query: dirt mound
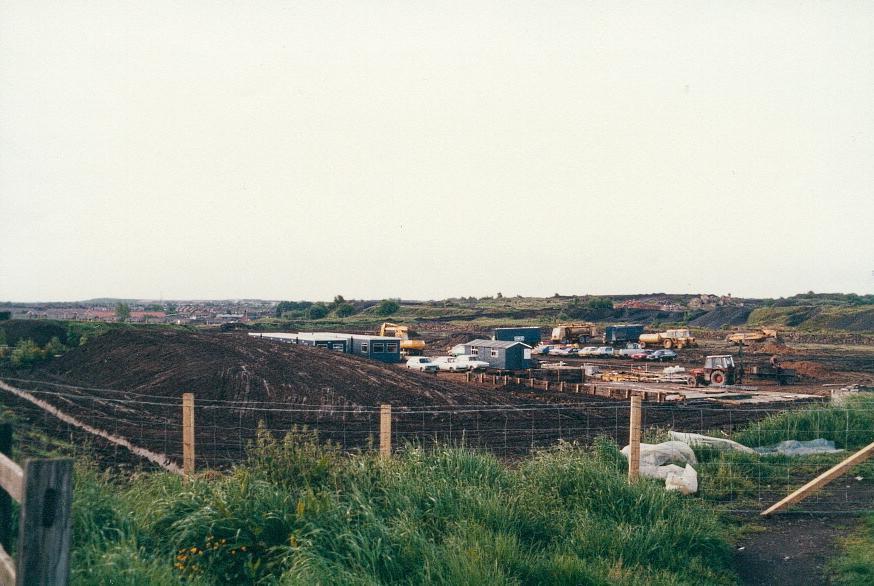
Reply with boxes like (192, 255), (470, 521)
(40, 329), (512, 408)
(688, 306), (754, 328)
(759, 342), (796, 355)
(782, 360), (830, 380)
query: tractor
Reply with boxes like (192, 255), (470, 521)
(689, 355), (738, 387)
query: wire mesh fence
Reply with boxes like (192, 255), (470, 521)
(1, 377), (873, 515)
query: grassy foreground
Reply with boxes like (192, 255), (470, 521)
(71, 432), (735, 585)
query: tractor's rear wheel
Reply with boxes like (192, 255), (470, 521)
(710, 370), (726, 385)
(664, 339), (673, 349)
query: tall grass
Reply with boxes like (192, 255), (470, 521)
(69, 432), (736, 585)
(732, 395), (874, 449)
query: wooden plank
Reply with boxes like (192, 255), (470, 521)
(0, 455), (22, 505)
(380, 404), (392, 457)
(16, 458), (73, 586)
(182, 393), (195, 478)
(628, 395), (642, 483)
(0, 544), (15, 586)
(761, 441), (874, 516)
(0, 424), (13, 552)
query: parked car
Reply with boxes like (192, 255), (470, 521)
(578, 346), (599, 357)
(617, 343), (645, 358)
(630, 350), (654, 360)
(453, 355), (490, 371)
(532, 344), (553, 355)
(431, 356), (468, 372)
(593, 347), (616, 358)
(406, 357), (440, 372)
(550, 346), (577, 356)
(646, 349), (677, 362)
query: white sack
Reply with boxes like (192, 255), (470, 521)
(621, 441), (699, 495)
(665, 464), (698, 495)
(621, 440), (698, 467)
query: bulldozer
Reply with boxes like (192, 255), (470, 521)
(550, 323), (598, 345)
(726, 328), (779, 345)
(378, 322), (426, 356)
(689, 355), (738, 387)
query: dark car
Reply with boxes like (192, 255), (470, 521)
(646, 349), (677, 362)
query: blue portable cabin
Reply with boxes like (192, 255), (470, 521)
(602, 324), (645, 345)
(462, 339), (533, 370)
(493, 327), (542, 348)
(350, 334), (402, 364)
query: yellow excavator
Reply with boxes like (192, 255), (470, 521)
(379, 322), (426, 356)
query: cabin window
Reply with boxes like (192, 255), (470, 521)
(386, 343), (398, 353)
(372, 342), (385, 353)
(361, 343), (368, 353)
(491, 349), (499, 357)
(470, 347), (478, 356)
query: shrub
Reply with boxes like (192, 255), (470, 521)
(306, 304), (329, 320)
(376, 299), (400, 316)
(334, 303), (356, 318)
(10, 338), (45, 367)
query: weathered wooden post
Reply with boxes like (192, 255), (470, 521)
(0, 423), (11, 551)
(0, 422), (73, 586)
(628, 394), (642, 483)
(16, 459), (73, 585)
(182, 393), (195, 478)
(380, 404), (392, 458)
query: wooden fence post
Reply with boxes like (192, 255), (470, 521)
(0, 424), (11, 551)
(16, 458), (73, 586)
(380, 404), (392, 457)
(182, 393), (195, 478)
(628, 394), (642, 483)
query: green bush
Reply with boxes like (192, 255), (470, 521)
(306, 304), (329, 320)
(334, 303), (356, 318)
(10, 338), (45, 367)
(376, 299), (400, 316)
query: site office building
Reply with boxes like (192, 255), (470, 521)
(248, 332), (402, 363)
(463, 339), (533, 370)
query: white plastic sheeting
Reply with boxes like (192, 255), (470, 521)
(754, 438), (843, 456)
(621, 441), (699, 494)
(669, 431), (756, 454)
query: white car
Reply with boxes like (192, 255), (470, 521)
(579, 346), (599, 357)
(405, 357), (439, 373)
(593, 347), (616, 358)
(549, 346), (577, 356)
(453, 355), (490, 371)
(431, 356), (469, 372)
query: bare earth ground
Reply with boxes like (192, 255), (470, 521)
(735, 513), (855, 586)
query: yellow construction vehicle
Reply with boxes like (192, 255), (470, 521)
(638, 328), (697, 349)
(551, 323), (598, 345)
(726, 328), (779, 345)
(378, 322), (426, 356)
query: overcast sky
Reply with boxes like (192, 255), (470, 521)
(1, 1), (872, 302)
